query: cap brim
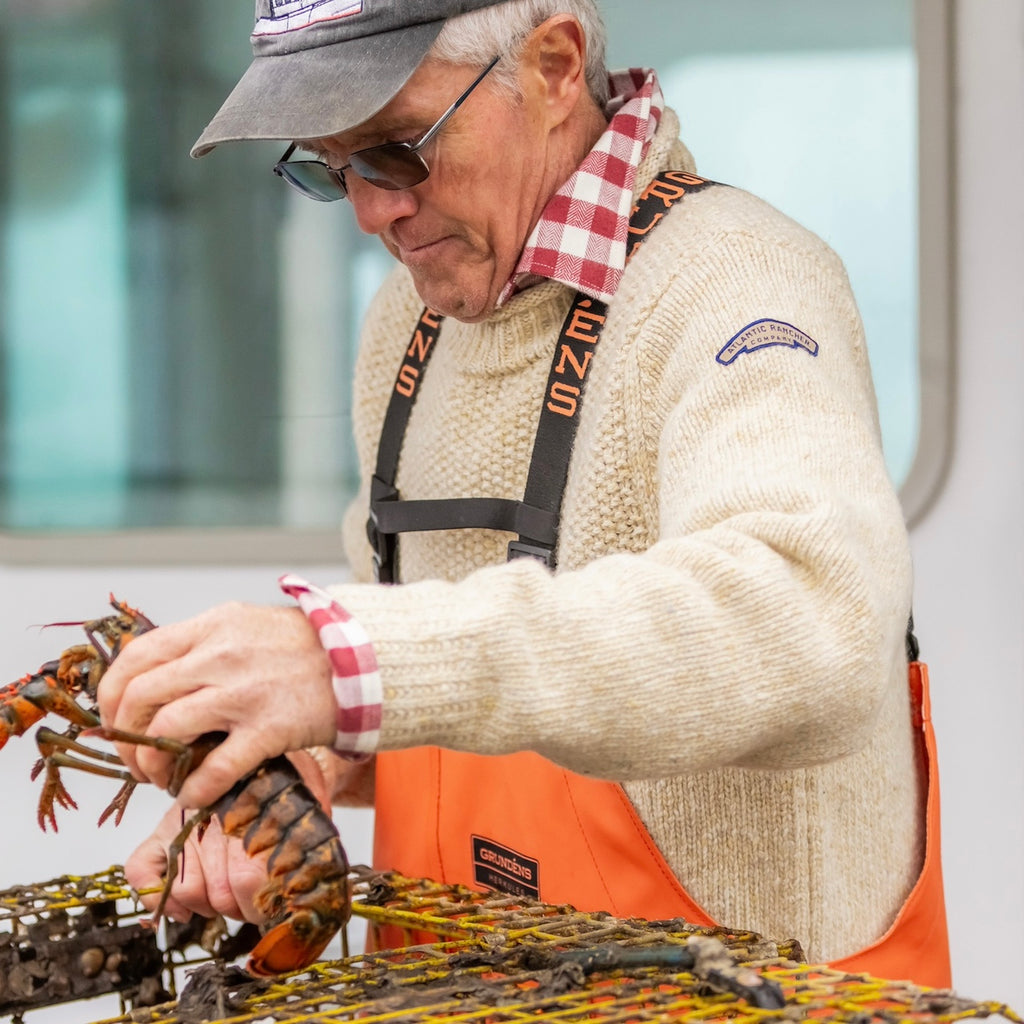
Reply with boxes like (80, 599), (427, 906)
(191, 20), (444, 157)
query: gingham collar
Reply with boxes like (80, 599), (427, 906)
(497, 68), (664, 307)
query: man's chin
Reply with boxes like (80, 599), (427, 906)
(411, 278), (495, 324)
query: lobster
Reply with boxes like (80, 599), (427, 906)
(1, 596), (158, 830)
(2, 596), (352, 977)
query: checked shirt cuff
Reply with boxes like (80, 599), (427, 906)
(279, 573), (382, 759)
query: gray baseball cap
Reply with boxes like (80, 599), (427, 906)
(191, 0), (509, 157)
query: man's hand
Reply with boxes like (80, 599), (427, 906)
(97, 603), (337, 809)
(126, 749), (335, 924)
(126, 801), (267, 924)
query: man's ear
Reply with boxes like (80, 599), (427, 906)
(519, 15), (589, 130)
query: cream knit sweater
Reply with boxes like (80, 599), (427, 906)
(328, 108), (923, 963)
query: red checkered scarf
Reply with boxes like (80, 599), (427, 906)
(497, 68), (664, 307)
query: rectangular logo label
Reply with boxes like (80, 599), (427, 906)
(472, 836), (539, 900)
(256, 1), (363, 36)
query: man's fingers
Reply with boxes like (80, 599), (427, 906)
(171, 730), (275, 810)
(116, 681), (244, 791)
(125, 807), (269, 924)
(214, 831), (267, 922)
(97, 618), (201, 723)
(109, 684), (280, 802)
(161, 818), (267, 922)
(101, 657), (207, 782)
(129, 688), (232, 791)
(176, 819), (257, 921)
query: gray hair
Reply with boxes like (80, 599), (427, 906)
(429, 0), (610, 109)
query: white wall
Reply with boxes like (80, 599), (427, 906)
(908, 0), (1024, 1008)
(0, 0), (1022, 1018)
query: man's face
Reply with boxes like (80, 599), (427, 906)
(306, 58), (558, 323)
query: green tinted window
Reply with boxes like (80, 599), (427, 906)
(0, 1), (933, 543)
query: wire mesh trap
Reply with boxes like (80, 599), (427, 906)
(0, 866), (258, 1018)
(4, 866), (1012, 1024)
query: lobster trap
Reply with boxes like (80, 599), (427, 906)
(0, 865), (258, 1019)
(3, 866), (1018, 1024)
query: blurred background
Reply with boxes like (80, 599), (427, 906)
(0, 0), (1021, 1019)
(0, 0), (921, 534)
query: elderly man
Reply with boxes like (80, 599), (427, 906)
(99, 0), (950, 985)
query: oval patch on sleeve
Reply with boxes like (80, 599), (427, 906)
(716, 319), (819, 365)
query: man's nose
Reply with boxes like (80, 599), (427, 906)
(347, 178), (420, 236)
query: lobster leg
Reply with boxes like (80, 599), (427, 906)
(36, 725), (126, 769)
(53, 644), (102, 686)
(84, 724), (195, 797)
(33, 726), (137, 831)
(31, 758), (79, 833)
(97, 779), (138, 828)
(32, 724), (193, 831)
(19, 670), (102, 729)
(149, 805), (216, 932)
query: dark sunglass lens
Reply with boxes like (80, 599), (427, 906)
(351, 144), (429, 191)
(274, 161), (347, 201)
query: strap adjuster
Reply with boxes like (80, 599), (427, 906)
(368, 477), (400, 584)
(507, 539), (555, 568)
(367, 514), (395, 584)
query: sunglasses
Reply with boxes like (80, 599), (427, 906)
(273, 55), (501, 202)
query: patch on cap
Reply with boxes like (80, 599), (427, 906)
(716, 319), (819, 366)
(255, 0), (364, 37)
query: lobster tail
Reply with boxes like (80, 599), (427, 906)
(246, 911), (336, 977)
(211, 755), (352, 976)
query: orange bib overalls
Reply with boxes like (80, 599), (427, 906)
(372, 661), (950, 988)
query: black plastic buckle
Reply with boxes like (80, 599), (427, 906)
(367, 480), (399, 584)
(507, 539), (555, 568)
(367, 520), (397, 584)
(366, 511), (391, 584)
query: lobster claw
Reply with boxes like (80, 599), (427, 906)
(245, 911), (337, 977)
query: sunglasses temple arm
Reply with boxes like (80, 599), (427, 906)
(413, 55), (501, 153)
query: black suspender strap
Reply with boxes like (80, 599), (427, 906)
(368, 171), (715, 583)
(373, 307), (445, 483)
(367, 306), (444, 582)
(508, 295), (608, 563)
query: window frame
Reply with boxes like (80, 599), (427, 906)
(0, 0), (955, 565)
(901, 0), (956, 526)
